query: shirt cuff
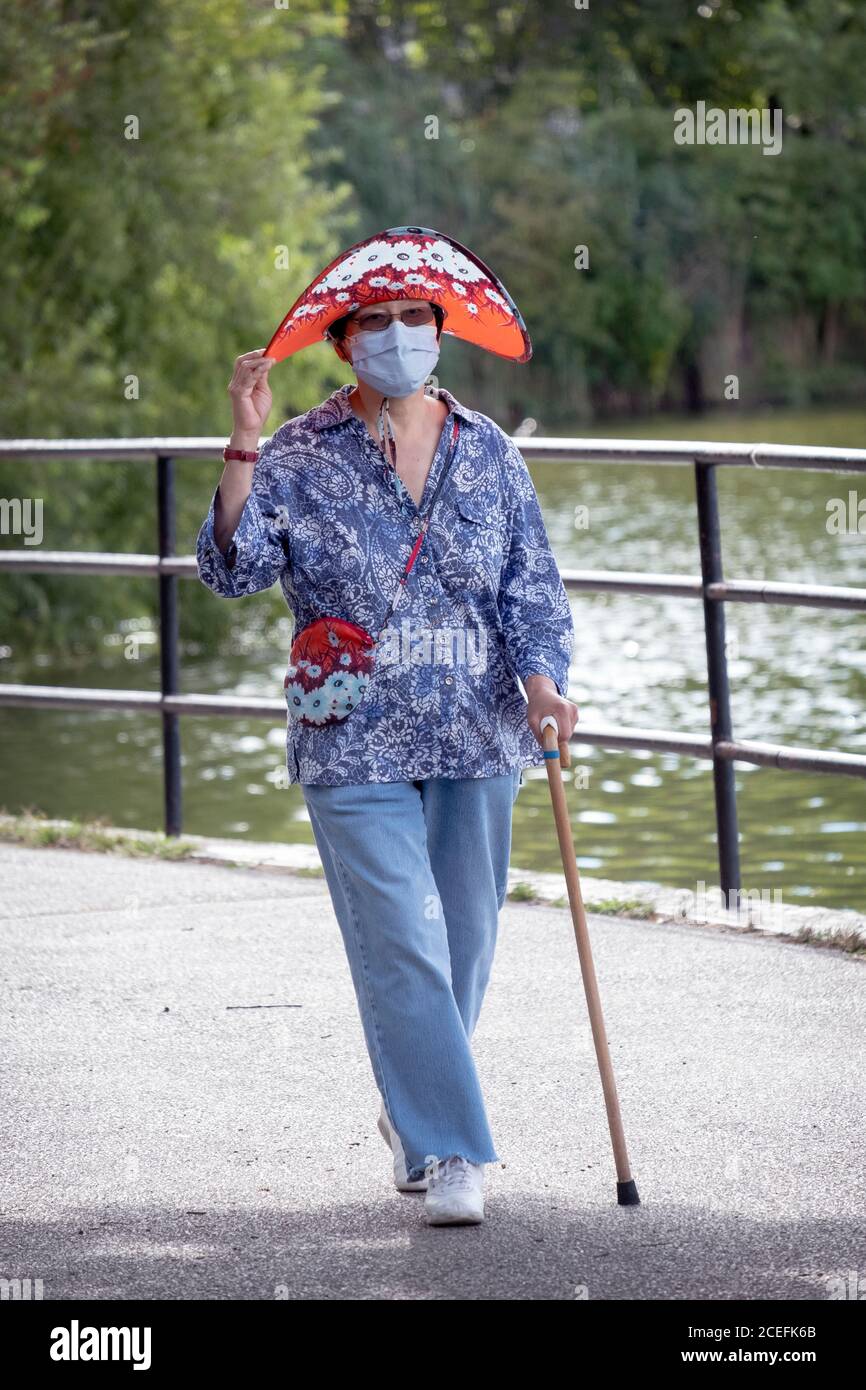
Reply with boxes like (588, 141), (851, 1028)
(518, 652), (570, 699)
(196, 483), (269, 598)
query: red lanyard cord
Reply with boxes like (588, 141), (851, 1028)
(376, 416), (461, 638)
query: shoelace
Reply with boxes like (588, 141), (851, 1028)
(423, 1154), (476, 1191)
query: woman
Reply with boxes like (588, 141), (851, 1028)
(196, 226), (578, 1226)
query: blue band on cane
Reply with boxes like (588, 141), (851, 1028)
(543, 750), (559, 758)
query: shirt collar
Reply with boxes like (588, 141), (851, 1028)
(306, 382), (483, 433)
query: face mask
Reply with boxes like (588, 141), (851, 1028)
(346, 318), (440, 398)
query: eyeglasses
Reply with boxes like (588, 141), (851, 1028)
(346, 304), (437, 334)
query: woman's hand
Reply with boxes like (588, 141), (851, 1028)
(524, 674), (579, 756)
(214, 350), (276, 556)
(227, 349), (276, 440)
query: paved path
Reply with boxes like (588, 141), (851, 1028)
(1, 842), (863, 1300)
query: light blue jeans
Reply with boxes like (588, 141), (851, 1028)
(302, 768), (523, 1182)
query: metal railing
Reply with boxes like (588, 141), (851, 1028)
(2, 433), (866, 906)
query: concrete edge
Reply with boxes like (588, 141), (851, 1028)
(2, 814), (864, 953)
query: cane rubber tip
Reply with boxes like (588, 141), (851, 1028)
(617, 1179), (641, 1206)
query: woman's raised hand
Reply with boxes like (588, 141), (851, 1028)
(228, 349), (276, 440)
(214, 350), (276, 555)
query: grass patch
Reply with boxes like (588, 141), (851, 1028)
(586, 897), (655, 920)
(0, 812), (196, 860)
(508, 883), (656, 919)
(793, 924), (866, 957)
(508, 881), (541, 902)
(292, 865), (325, 878)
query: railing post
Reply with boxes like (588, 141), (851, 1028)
(157, 455), (182, 836)
(694, 460), (741, 907)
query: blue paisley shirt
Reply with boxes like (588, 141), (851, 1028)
(196, 383), (574, 785)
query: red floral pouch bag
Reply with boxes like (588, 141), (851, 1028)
(284, 616), (376, 726)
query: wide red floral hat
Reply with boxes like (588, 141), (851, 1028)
(264, 224), (531, 364)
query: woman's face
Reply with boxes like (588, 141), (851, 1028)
(332, 298), (441, 366)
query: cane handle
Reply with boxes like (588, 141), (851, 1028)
(539, 714), (571, 767)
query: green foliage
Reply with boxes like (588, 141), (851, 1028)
(0, 0), (353, 439)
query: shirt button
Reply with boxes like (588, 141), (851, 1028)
(420, 556), (429, 565)
(444, 675), (453, 685)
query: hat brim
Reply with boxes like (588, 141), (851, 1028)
(264, 225), (531, 364)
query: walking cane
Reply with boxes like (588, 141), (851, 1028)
(539, 714), (640, 1206)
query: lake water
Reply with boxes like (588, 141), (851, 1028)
(1, 407), (864, 911)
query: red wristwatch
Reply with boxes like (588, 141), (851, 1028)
(223, 445), (259, 463)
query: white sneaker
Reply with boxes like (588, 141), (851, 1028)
(378, 1101), (428, 1192)
(423, 1154), (485, 1225)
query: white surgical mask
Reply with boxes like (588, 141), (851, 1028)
(347, 318), (440, 397)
